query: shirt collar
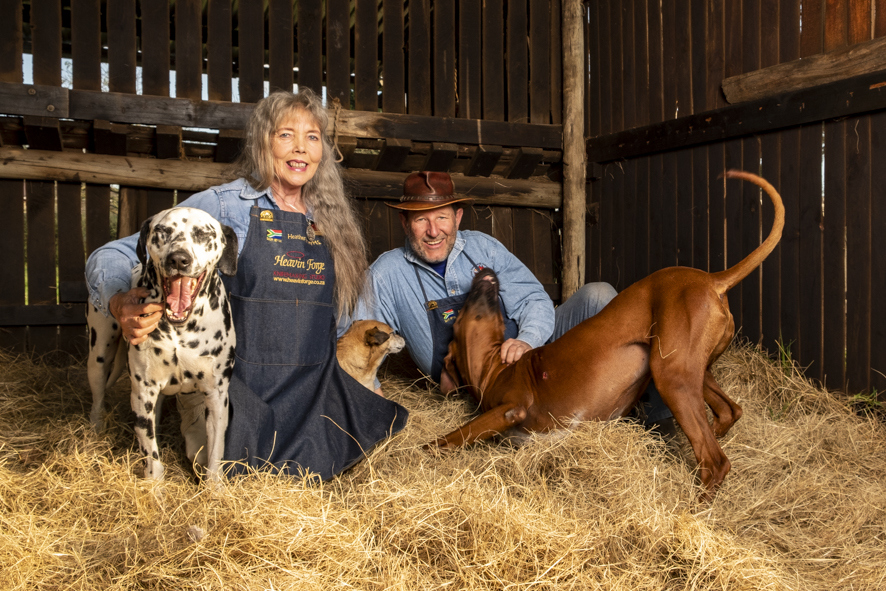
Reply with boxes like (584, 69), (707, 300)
(239, 180), (315, 219)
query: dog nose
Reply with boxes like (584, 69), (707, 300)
(169, 251), (192, 271)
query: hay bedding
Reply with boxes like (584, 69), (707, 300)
(1, 344), (884, 590)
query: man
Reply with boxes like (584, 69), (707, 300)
(358, 171), (674, 432)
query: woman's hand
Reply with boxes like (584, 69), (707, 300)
(109, 288), (164, 346)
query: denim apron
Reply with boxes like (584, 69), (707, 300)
(223, 206), (408, 479)
(415, 252), (517, 382)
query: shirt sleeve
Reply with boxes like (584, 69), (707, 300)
(84, 188), (224, 317)
(483, 236), (555, 348)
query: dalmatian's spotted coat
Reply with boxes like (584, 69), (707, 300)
(87, 207), (238, 483)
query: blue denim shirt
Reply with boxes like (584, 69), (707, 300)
(356, 230), (555, 377)
(85, 178), (328, 318)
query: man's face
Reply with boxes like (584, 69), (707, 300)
(401, 206), (464, 264)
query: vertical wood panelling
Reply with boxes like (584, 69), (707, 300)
(85, 184), (110, 255)
(383, 0), (406, 114)
(507, 0), (528, 122)
(843, 0), (872, 393)
(71, 0), (101, 91)
(706, 0), (726, 110)
(483, 0), (505, 122)
(777, 0), (801, 360)
(57, 182), (87, 355)
(870, 109), (886, 394)
(845, 113), (871, 393)
(549, 0), (563, 125)
(597, 0), (611, 135)
(0, 0), (23, 83)
(175, 0), (203, 99)
(821, 0), (849, 389)
(268, 0), (293, 92)
(407, 0), (431, 115)
(32, 0), (61, 86)
(107, 0), (136, 93)
(529, 0), (550, 124)
(355, 0), (378, 111)
(237, 0), (265, 103)
(141, 0), (171, 97)
(871, 0), (886, 394)
(758, 0), (781, 353)
(297, 1), (322, 94)
(0, 180), (25, 350)
(647, 0), (663, 123)
(675, 3), (694, 270)
(433, 0), (455, 117)
(585, 1), (600, 136)
(326, 0), (350, 107)
(459, 0), (482, 119)
(633, 0), (649, 127)
(741, 1), (762, 345)
(26, 180), (58, 352)
(598, 164), (614, 282)
(208, 0), (233, 101)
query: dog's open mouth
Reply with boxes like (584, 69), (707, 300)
(163, 272), (205, 323)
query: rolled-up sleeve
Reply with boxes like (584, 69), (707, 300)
(85, 233), (140, 316)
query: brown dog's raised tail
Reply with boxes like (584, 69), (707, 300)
(711, 170), (785, 295)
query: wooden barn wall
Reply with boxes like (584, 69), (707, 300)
(0, 0), (564, 357)
(584, 0), (886, 395)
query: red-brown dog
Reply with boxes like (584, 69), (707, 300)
(435, 170), (783, 499)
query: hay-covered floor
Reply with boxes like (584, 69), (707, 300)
(1, 343), (885, 590)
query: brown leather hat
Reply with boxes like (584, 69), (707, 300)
(385, 171), (473, 211)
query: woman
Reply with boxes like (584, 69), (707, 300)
(85, 89), (408, 480)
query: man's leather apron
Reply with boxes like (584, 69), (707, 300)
(415, 252), (517, 382)
(223, 207), (407, 480)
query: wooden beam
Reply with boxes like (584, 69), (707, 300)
(0, 147), (562, 208)
(0, 83), (563, 150)
(587, 68), (886, 163)
(561, 0), (585, 299)
(0, 304), (86, 326)
(722, 35), (886, 104)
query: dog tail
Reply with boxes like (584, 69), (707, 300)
(711, 170), (785, 295)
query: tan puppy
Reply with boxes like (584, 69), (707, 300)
(337, 320), (406, 391)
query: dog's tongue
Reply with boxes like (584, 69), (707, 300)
(166, 276), (196, 315)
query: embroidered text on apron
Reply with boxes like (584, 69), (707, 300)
(223, 206), (407, 480)
(415, 252), (518, 382)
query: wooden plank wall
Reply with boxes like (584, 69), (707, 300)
(0, 1), (565, 356)
(585, 0), (886, 395)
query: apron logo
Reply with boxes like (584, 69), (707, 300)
(267, 229), (283, 242)
(442, 309), (456, 322)
(260, 211), (274, 222)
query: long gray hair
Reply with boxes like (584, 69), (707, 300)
(231, 89), (368, 319)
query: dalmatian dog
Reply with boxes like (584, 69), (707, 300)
(87, 207), (237, 483)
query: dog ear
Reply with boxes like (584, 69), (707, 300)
(136, 216), (154, 265)
(364, 326), (391, 347)
(439, 347), (462, 395)
(218, 224), (239, 277)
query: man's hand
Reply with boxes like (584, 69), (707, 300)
(500, 338), (531, 365)
(109, 288), (164, 346)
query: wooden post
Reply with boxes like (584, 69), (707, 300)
(561, 0), (586, 299)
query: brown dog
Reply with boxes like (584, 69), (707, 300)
(436, 170), (783, 499)
(337, 320), (406, 391)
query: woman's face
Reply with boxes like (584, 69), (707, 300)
(270, 108), (323, 196)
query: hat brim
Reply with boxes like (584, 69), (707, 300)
(384, 196), (474, 211)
